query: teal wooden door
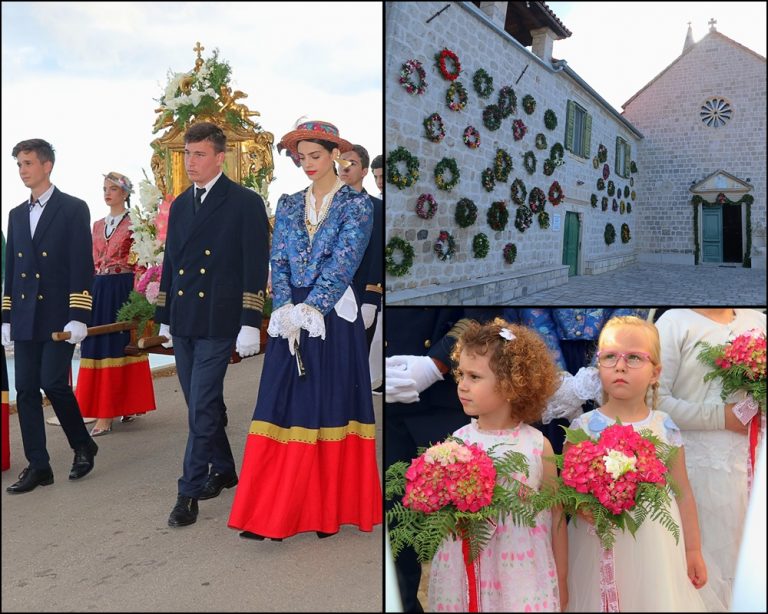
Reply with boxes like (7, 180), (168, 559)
(702, 206), (723, 263)
(562, 212), (579, 276)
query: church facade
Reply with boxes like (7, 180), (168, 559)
(385, 1), (766, 304)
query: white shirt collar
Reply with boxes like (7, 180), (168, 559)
(194, 171), (223, 200)
(29, 184), (55, 207)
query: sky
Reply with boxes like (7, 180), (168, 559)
(546, 2), (766, 111)
(1, 1), (382, 235)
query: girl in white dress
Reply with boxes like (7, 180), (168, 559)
(427, 319), (567, 612)
(655, 308), (766, 610)
(567, 316), (709, 612)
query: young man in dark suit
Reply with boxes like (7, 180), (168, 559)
(155, 122), (270, 527)
(340, 144), (382, 349)
(2, 138), (98, 493)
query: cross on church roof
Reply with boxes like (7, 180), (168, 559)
(708, 18), (717, 32)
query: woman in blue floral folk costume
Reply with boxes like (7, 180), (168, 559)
(229, 120), (382, 540)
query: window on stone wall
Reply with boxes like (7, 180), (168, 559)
(700, 97), (733, 128)
(615, 136), (631, 178)
(566, 100), (591, 158)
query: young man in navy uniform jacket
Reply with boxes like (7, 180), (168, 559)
(154, 122), (270, 528)
(2, 138), (98, 493)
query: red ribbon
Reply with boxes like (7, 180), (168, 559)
(747, 412), (765, 496)
(461, 538), (480, 612)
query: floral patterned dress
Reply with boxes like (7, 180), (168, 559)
(428, 419), (560, 612)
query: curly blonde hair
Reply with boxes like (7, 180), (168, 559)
(451, 318), (559, 424)
(598, 315), (661, 410)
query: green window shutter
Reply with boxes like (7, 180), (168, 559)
(583, 112), (592, 158)
(565, 100), (575, 153)
(615, 137), (621, 174)
(625, 142), (631, 178)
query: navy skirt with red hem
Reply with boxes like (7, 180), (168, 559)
(228, 287), (382, 538)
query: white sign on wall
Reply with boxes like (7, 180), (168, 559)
(552, 213), (561, 231)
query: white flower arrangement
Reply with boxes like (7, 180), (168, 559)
(128, 174), (166, 268)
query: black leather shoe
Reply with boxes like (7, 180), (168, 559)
(316, 531), (338, 539)
(239, 530), (282, 542)
(6, 466), (54, 494)
(199, 471), (238, 500)
(168, 495), (198, 527)
(69, 438), (98, 480)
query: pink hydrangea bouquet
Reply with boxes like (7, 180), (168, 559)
(537, 423), (680, 550)
(386, 437), (536, 564)
(697, 328), (766, 411)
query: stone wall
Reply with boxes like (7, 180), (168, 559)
(386, 1), (642, 303)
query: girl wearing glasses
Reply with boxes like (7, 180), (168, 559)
(566, 316), (713, 611)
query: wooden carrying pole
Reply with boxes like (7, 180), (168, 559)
(52, 320), (136, 341)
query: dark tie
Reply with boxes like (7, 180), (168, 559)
(194, 187), (206, 214)
(28, 199), (40, 212)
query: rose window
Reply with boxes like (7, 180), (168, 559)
(699, 98), (732, 128)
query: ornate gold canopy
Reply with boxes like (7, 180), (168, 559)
(150, 42), (274, 199)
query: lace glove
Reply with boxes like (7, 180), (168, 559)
(542, 371), (584, 424)
(236, 325), (260, 357)
(361, 303), (377, 330)
(386, 355), (443, 394)
(1, 323), (11, 347)
(290, 303), (325, 339)
(572, 366), (603, 403)
(267, 304), (295, 338)
(63, 320), (87, 345)
(159, 323), (173, 348)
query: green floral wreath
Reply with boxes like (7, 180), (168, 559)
(503, 243), (517, 264)
(601, 196), (609, 211)
(483, 104), (502, 131)
(630, 160), (638, 174)
(538, 210), (550, 229)
(592, 156), (599, 169)
(498, 86), (517, 118)
(463, 125), (481, 149)
(387, 146), (420, 190)
(481, 167), (496, 192)
(514, 205), (533, 232)
(624, 185), (630, 198)
(434, 230), (457, 261)
(523, 151), (537, 175)
(631, 190), (636, 200)
(604, 223), (616, 245)
(543, 158), (555, 176)
(423, 112), (446, 142)
(620, 200), (626, 215)
(494, 148), (513, 182)
(596, 178), (605, 191)
(510, 178), (527, 205)
(528, 187), (546, 213)
(627, 202), (632, 214)
(446, 81), (468, 111)
(487, 200), (509, 231)
(597, 143), (608, 164)
(473, 68), (494, 98)
(434, 157), (460, 191)
(621, 223), (631, 243)
(522, 94), (536, 115)
(607, 180), (616, 196)
(472, 233), (490, 258)
(535, 133), (548, 150)
(455, 197), (478, 228)
(385, 236), (415, 276)
(550, 142), (565, 163)
(544, 109), (557, 130)
(590, 194), (598, 208)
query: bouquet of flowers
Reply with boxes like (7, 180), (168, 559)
(697, 329), (766, 411)
(386, 438), (536, 564)
(536, 422), (680, 550)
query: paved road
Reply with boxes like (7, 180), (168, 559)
(2, 354), (382, 612)
(503, 263), (766, 305)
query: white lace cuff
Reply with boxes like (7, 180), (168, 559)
(572, 366), (603, 403)
(291, 303), (326, 339)
(542, 371), (585, 424)
(267, 304), (294, 338)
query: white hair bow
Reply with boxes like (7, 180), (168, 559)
(499, 328), (516, 341)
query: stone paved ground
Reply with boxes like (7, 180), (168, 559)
(502, 263), (766, 305)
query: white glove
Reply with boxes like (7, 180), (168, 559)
(236, 325), (261, 357)
(267, 304), (294, 338)
(386, 355), (443, 394)
(1, 323), (11, 347)
(63, 320), (88, 345)
(361, 303), (377, 330)
(290, 303), (325, 339)
(159, 323), (173, 348)
(385, 376), (420, 404)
